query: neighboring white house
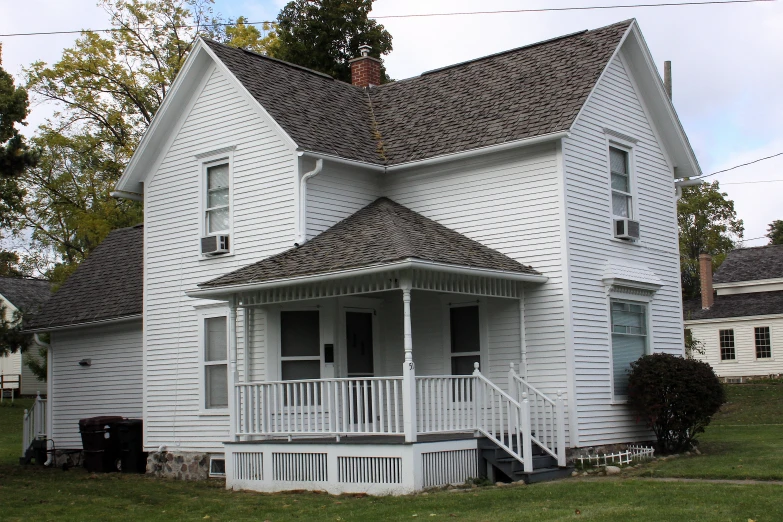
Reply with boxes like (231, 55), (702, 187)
(0, 277), (51, 397)
(29, 19), (700, 494)
(685, 246), (783, 380)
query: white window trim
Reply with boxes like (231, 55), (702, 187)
(271, 306), (323, 383)
(754, 325), (774, 361)
(604, 131), (641, 244)
(197, 147), (235, 257)
(441, 297), (488, 377)
(608, 295), (651, 404)
(197, 305), (230, 416)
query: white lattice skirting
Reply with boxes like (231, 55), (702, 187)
(224, 439), (479, 495)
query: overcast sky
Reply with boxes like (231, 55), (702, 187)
(1, 0), (781, 245)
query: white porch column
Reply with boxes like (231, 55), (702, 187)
(228, 300), (239, 442)
(401, 280), (417, 442)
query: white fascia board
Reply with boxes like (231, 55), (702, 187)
(685, 313), (783, 326)
(622, 23), (702, 179)
(713, 278), (783, 290)
(186, 259), (548, 300)
(298, 131), (569, 174)
(24, 314), (143, 334)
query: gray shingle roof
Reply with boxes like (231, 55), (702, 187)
(713, 245), (783, 284)
(0, 277), (52, 316)
(686, 291), (783, 321)
(25, 225), (143, 330)
(200, 198), (539, 288)
(204, 20), (631, 165)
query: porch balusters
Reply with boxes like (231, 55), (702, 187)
(401, 282), (417, 442)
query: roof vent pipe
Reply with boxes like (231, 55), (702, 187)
(664, 61), (672, 100)
(295, 158), (323, 246)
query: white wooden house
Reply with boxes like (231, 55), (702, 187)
(685, 246), (783, 380)
(28, 19), (699, 494)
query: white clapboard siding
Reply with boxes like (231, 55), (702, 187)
(562, 53), (684, 445)
(306, 161), (381, 239)
(144, 63), (296, 452)
(384, 145), (569, 402)
(688, 317), (783, 378)
(20, 352), (45, 396)
(50, 322), (143, 448)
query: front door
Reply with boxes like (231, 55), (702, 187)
(346, 311), (374, 377)
(345, 311), (374, 426)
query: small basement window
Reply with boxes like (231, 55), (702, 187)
(209, 456), (226, 477)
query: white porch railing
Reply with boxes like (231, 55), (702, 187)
(22, 393), (46, 457)
(508, 363), (567, 467)
(235, 377), (404, 437)
(416, 375), (476, 434)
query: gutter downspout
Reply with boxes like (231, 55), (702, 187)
(675, 177), (704, 200)
(34, 334), (55, 466)
(295, 158), (323, 246)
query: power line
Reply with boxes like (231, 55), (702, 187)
(722, 179), (783, 185)
(742, 235), (770, 242)
(702, 151), (783, 178)
(0, 0), (775, 37)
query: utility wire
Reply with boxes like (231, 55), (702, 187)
(0, 0), (775, 37)
(722, 179), (783, 185)
(701, 151), (783, 178)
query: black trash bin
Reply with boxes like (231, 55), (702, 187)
(79, 416), (124, 472)
(117, 419), (146, 473)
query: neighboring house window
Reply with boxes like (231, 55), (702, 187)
(609, 147), (632, 219)
(280, 311), (321, 381)
(205, 161), (230, 234)
(450, 306), (481, 375)
(610, 300), (647, 399)
(719, 329), (736, 361)
(755, 327), (772, 359)
(204, 316), (229, 410)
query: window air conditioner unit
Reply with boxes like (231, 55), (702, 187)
(614, 218), (640, 240)
(201, 234), (230, 255)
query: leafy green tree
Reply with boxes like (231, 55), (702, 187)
(0, 44), (36, 228)
(0, 251), (27, 277)
(24, 345), (48, 382)
(678, 181), (744, 299)
(0, 304), (29, 357)
(19, 0), (266, 282)
(224, 17), (278, 54)
(767, 220), (783, 245)
(271, 0), (393, 82)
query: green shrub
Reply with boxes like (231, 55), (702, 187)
(627, 353), (725, 454)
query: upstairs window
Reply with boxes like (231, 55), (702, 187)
(755, 327), (772, 359)
(719, 329), (736, 361)
(610, 300), (647, 399)
(205, 162), (230, 234)
(610, 147), (633, 219)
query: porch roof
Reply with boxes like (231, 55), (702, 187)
(197, 198), (542, 293)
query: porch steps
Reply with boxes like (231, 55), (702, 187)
(478, 437), (573, 485)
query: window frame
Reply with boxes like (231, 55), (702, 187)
(197, 306), (230, 416)
(719, 329), (736, 362)
(197, 147), (235, 256)
(754, 326), (772, 360)
(441, 298), (488, 378)
(277, 308), (323, 382)
(608, 296), (651, 403)
(603, 131), (640, 243)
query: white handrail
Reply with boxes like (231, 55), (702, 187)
(235, 376), (404, 437)
(22, 393), (46, 457)
(473, 364), (531, 472)
(508, 363), (566, 467)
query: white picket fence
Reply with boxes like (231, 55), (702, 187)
(22, 393), (46, 457)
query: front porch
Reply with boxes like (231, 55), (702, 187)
(186, 198), (570, 494)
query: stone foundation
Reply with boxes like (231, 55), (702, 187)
(146, 451), (211, 480)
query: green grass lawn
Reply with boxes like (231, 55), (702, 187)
(627, 383), (783, 481)
(1, 386), (782, 521)
(0, 398), (33, 466)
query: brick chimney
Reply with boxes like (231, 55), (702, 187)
(349, 44), (381, 88)
(699, 253), (714, 309)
